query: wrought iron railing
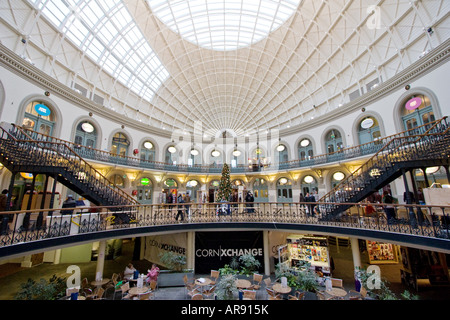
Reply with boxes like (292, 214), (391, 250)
(0, 124), (138, 207)
(0, 202), (448, 250)
(319, 118), (450, 217)
(6, 117), (448, 174)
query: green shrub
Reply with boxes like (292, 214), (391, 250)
(15, 274), (67, 300)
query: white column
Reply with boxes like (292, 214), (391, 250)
(350, 237), (361, 269)
(95, 240), (106, 280)
(186, 232), (195, 270)
(350, 237), (362, 290)
(263, 230), (270, 275)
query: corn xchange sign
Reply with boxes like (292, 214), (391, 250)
(195, 231), (264, 274)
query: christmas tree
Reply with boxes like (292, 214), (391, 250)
(217, 163), (232, 201)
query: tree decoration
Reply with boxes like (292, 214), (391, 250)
(216, 163), (232, 201)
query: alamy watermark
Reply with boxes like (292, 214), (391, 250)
(366, 5), (381, 30)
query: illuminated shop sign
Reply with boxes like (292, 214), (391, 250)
(34, 104), (51, 116)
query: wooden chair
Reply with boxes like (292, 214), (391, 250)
(263, 277), (273, 290)
(94, 287), (105, 300)
(147, 280), (157, 299)
(184, 274), (199, 298)
(243, 290), (256, 300)
(80, 277), (92, 296)
(120, 281), (131, 300)
(317, 290), (333, 300)
(266, 288), (282, 300)
(183, 274), (196, 290)
(348, 286), (368, 300)
(203, 285), (216, 300)
(250, 273), (263, 290)
(331, 278), (344, 289)
(210, 270), (220, 285)
(139, 292), (152, 300)
(86, 287), (104, 300)
(288, 291), (305, 300)
(191, 293), (203, 300)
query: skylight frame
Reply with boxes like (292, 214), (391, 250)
(28, 0), (169, 102)
(148, 0), (300, 51)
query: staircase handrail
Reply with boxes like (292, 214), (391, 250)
(319, 117), (450, 202)
(0, 124), (138, 206)
(10, 117), (449, 172)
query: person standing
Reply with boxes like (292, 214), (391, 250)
(245, 191), (254, 213)
(382, 191), (396, 224)
(61, 195), (77, 215)
(176, 194), (185, 221)
(146, 264), (160, 284)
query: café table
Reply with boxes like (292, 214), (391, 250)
(326, 287), (347, 298)
(90, 278), (110, 288)
(235, 279), (252, 289)
(272, 283), (292, 295)
(195, 277), (212, 293)
(128, 286), (150, 298)
(195, 277), (212, 287)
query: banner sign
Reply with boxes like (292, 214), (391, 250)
(144, 233), (187, 269)
(195, 231), (264, 274)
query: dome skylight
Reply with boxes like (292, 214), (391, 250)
(148, 0), (300, 51)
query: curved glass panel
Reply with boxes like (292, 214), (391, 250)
(30, 0), (169, 102)
(149, 0), (300, 51)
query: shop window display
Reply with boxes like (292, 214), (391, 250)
(280, 234), (331, 277)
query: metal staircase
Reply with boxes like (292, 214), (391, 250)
(319, 117), (450, 219)
(0, 122), (138, 210)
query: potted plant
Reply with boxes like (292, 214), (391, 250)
(238, 254), (261, 276)
(157, 252), (194, 287)
(15, 275), (67, 300)
(216, 274), (238, 300)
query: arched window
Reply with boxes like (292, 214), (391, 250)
(75, 121), (97, 150)
(209, 148), (222, 166)
(137, 177), (153, 204)
(253, 178), (268, 202)
(208, 180), (220, 202)
(186, 180), (200, 201)
(402, 94), (435, 134)
(140, 140), (155, 162)
(163, 178), (178, 203)
(231, 147), (244, 168)
(331, 171), (345, 188)
(110, 174), (125, 188)
(277, 177), (292, 203)
(111, 132), (130, 156)
(22, 101), (55, 137)
(165, 145), (178, 165)
(301, 175), (318, 195)
(276, 144), (288, 163)
(298, 138), (313, 161)
(358, 117), (381, 145)
(188, 148), (201, 166)
(325, 129), (343, 154)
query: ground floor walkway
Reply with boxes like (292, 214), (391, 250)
(0, 239), (448, 300)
